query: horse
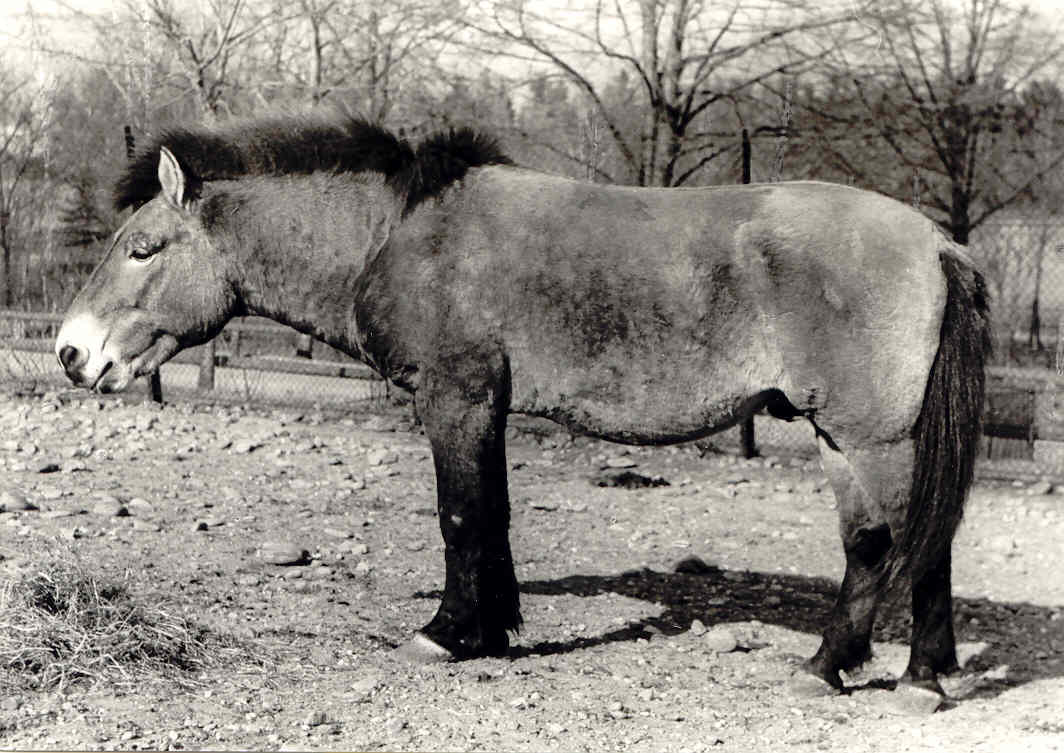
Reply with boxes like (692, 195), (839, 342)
(54, 114), (991, 701)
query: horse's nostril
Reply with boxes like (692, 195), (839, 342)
(58, 344), (84, 373)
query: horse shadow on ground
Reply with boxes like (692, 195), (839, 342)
(418, 566), (1063, 701)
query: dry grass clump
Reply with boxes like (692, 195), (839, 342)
(0, 545), (251, 691)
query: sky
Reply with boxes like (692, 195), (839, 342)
(3, 0), (1064, 73)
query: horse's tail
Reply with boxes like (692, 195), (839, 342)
(893, 248), (991, 586)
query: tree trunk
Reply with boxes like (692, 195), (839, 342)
(1030, 228), (1047, 351)
(1030, 297), (1042, 351)
(950, 181), (971, 245)
(1, 214), (10, 309)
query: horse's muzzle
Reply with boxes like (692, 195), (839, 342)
(57, 342), (115, 391)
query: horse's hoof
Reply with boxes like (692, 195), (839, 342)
(788, 670), (841, 699)
(394, 632), (454, 664)
(885, 681), (945, 715)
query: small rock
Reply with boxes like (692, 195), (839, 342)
(956, 641), (991, 669)
(604, 456), (638, 469)
(127, 497), (153, 514)
(593, 470), (669, 489)
(1028, 480), (1054, 495)
(232, 439), (259, 454)
(38, 485), (64, 500)
(528, 498), (559, 511)
(42, 508), (78, 519)
(349, 676), (380, 701)
(344, 476), (367, 491)
(0, 489), (37, 512)
(261, 541), (311, 566)
(92, 495), (128, 517)
(367, 448), (399, 466)
(987, 535), (1018, 555)
(673, 555), (717, 575)
(304, 710), (329, 727)
(341, 541), (370, 555)
(689, 618), (708, 636)
(982, 664), (1010, 682)
(362, 415), (398, 432)
(885, 683), (944, 715)
(702, 626), (738, 654)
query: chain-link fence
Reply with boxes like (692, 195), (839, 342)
(970, 216), (1064, 371)
(0, 311), (389, 408)
(966, 216), (1064, 479)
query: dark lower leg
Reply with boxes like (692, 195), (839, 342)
(415, 371), (521, 659)
(903, 549), (958, 689)
(420, 477), (520, 657)
(805, 524), (892, 688)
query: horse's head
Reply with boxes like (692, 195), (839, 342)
(55, 148), (238, 393)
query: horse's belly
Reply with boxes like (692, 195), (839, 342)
(509, 348), (776, 444)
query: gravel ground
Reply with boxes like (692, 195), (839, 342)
(1, 388), (1062, 752)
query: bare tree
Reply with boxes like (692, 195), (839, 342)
(137, 0), (273, 121)
(803, 0), (1064, 244)
(464, 0), (867, 186)
(0, 67), (57, 308)
(250, 0), (467, 121)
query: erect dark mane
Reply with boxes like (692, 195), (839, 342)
(114, 115), (512, 214)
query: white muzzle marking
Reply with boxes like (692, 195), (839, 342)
(55, 312), (116, 386)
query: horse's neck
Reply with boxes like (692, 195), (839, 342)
(221, 174), (402, 351)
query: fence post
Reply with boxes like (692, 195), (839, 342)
(198, 343), (216, 391)
(739, 128), (758, 459)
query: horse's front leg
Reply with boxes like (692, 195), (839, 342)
(397, 358), (521, 661)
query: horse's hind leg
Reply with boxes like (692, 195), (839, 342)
(802, 434), (912, 691)
(397, 354), (521, 661)
(904, 546), (959, 691)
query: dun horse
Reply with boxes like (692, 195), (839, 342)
(55, 115), (990, 701)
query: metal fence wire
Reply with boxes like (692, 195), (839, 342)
(3, 214), (1064, 485)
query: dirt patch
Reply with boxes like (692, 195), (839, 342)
(1, 390), (1063, 751)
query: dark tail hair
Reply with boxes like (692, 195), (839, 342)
(892, 250), (992, 586)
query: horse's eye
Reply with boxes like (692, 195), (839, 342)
(128, 238), (164, 262)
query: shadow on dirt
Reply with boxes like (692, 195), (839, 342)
(500, 567), (1063, 696)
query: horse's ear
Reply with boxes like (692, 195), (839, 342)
(158, 147), (189, 210)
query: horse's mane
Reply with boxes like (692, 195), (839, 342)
(114, 115), (512, 214)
